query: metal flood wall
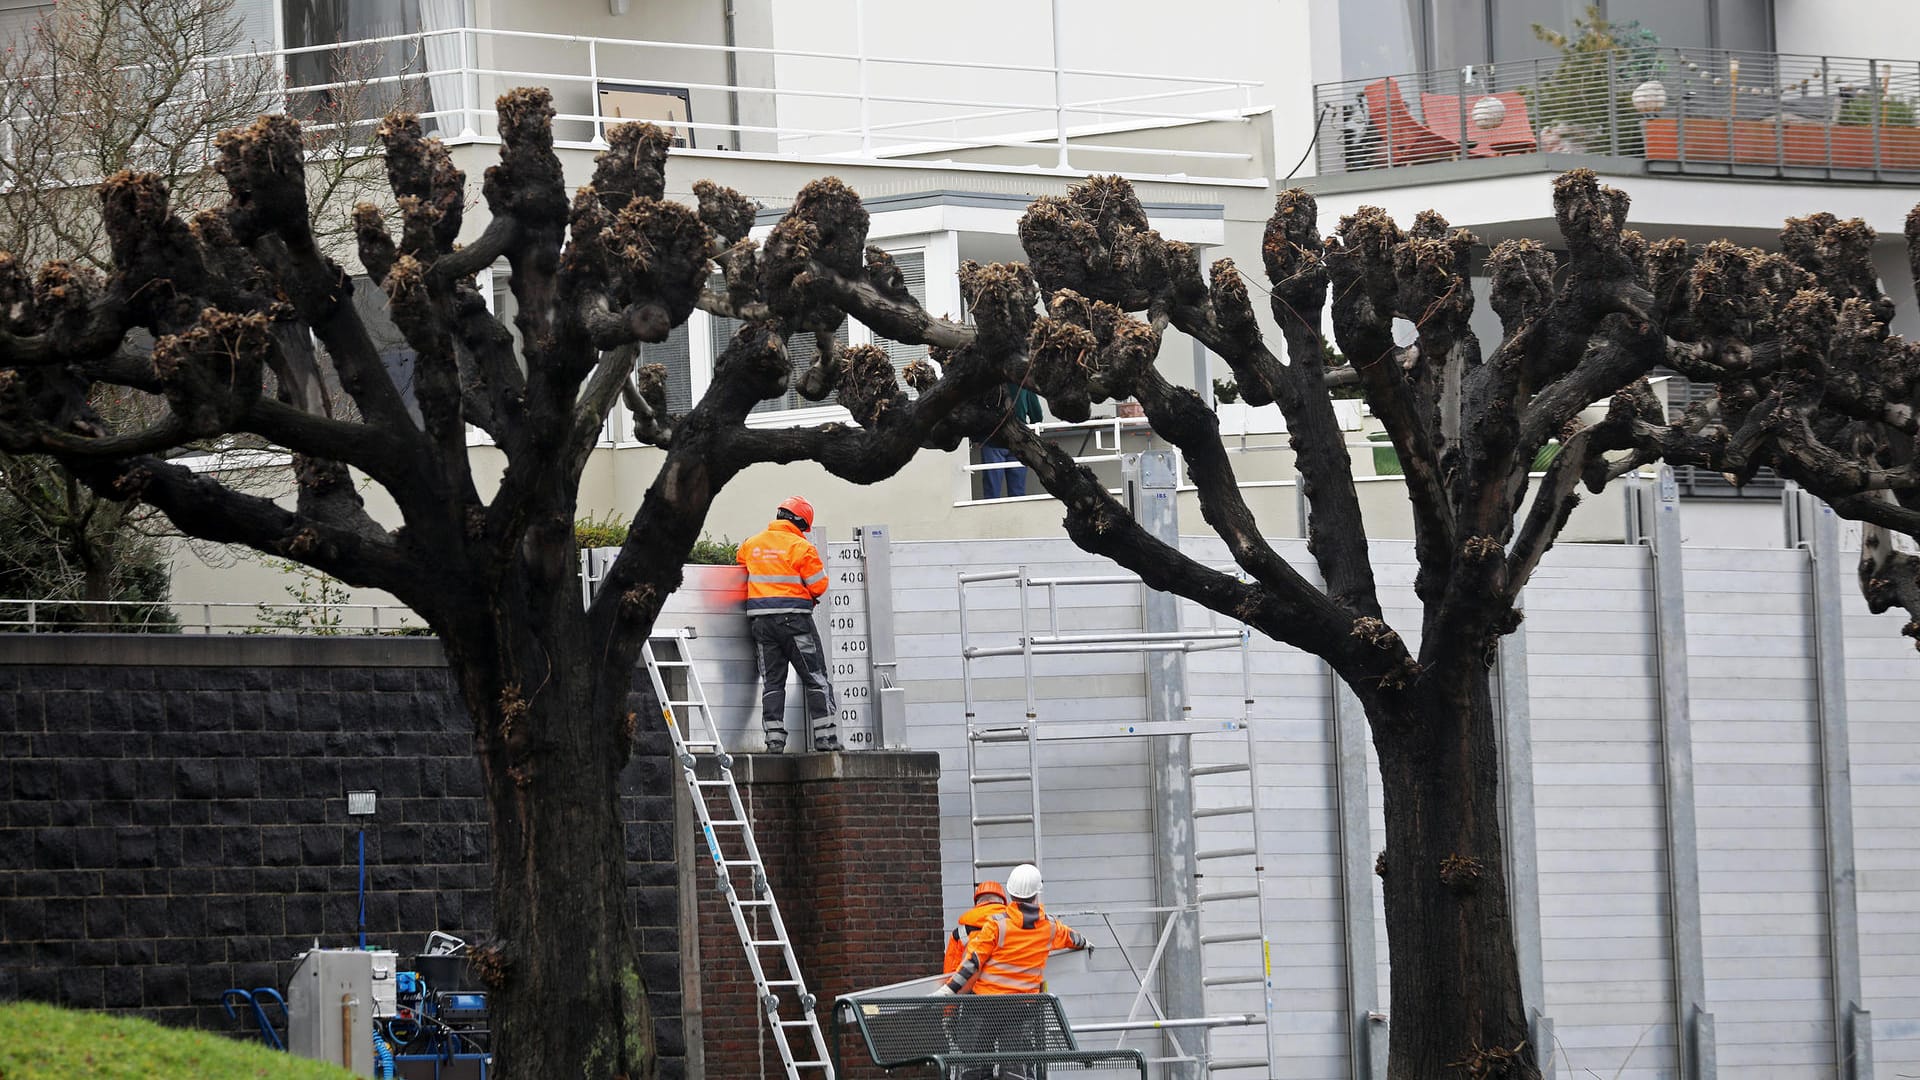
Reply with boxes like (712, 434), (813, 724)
(872, 530), (1917, 1080)
(1847, 584), (1920, 1076)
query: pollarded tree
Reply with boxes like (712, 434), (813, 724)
(1602, 208), (1920, 648)
(817, 170), (1915, 1077)
(0, 0), (401, 616)
(0, 91), (1011, 1079)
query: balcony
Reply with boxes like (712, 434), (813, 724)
(263, 27), (1261, 182)
(1313, 47), (1920, 184)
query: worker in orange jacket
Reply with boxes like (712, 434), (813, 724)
(942, 881), (1007, 974)
(936, 864), (1090, 1080)
(737, 497), (839, 753)
(937, 863), (1089, 996)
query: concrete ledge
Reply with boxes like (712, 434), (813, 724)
(712, 751), (941, 785)
(0, 633), (447, 668)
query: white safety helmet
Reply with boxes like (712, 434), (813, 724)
(1007, 863), (1043, 900)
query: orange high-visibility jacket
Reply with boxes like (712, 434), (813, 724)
(943, 901), (1006, 974)
(737, 519), (828, 616)
(945, 899), (1087, 995)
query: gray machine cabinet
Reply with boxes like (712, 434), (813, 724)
(288, 948), (375, 1076)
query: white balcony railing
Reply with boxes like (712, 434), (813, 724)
(12, 26), (1261, 179)
(1314, 46), (1920, 180)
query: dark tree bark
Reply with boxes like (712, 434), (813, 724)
(1369, 672), (1529, 1076)
(0, 92), (1009, 1080)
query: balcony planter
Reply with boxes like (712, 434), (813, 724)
(1643, 117), (1920, 171)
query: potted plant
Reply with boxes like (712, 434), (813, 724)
(1828, 86), (1920, 169)
(1525, 6), (1663, 158)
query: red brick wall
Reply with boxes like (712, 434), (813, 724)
(692, 752), (942, 1080)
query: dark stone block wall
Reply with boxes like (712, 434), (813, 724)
(0, 635), (684, 1077)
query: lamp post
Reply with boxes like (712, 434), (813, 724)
(347, 790), (377, 949)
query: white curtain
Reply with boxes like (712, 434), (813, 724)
(418, 0), (466, 136)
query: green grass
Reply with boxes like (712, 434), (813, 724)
(0, 1001), (356, 1080)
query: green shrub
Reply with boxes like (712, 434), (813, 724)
(575, 513), (735, 565)
(248, 557), (351, 636)
(687, 535), (738, 565)
(574, 511), (628, 549)
(1837, 91), (1918, 128)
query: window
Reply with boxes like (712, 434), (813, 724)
(282, 0), (432, 129)
(645, 324), (693, 413)
(0, 3), (51, 49)
(1659, 370), (1785, 498)
(1384, 0), (1775, 71)
(703, 249), (928, 419)
(869, 250), (930, 392)
(705, 314), (852, 415)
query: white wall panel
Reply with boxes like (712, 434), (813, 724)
(1525, 544), (1675, 1079)
(1686, 548), (1834, 1075)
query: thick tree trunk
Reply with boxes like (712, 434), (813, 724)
(1370, 672), (1538, 1080)
(454, 630), (658, 1080)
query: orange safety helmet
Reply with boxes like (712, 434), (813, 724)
(974, 880), (1006, 904)
(777, 495), (815, 530)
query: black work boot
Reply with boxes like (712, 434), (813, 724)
(764, 731), (788, 754)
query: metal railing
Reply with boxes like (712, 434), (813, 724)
(1314, 46), (1920, 179)
(0, 598), (424, 635)
(957, 411), (1435, 505)
(1, 25), (1258, 178)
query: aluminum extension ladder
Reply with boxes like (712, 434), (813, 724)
(955, 567), (1277, 1077)
(642, 630), (834, 1080)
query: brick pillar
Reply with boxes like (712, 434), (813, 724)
(692, 751), (942, 1080)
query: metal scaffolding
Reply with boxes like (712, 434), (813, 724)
(955, 563), (1276, 1077)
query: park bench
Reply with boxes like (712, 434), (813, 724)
(830, 990), (1147, 1077)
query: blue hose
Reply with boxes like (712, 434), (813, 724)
(372, 1032), (395, 1079)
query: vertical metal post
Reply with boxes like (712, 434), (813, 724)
(858, 524), (908, 750)
(1018, 565), (1041, 870)
(463, 28), (480, 139)
(1332, 678), (1387, 1080)
(1637, 468), (1716, 1079)
(1050, 0), (1069, 169)
(1457, 66), (1470, 163)
(1869, 58), (1883, 179)
(1822, 58), (1834, 177)
(1300, 455), (1386, 1078)
(854, 0), (872, 154)
(1607, 49), (1621, 157)
(589, 39), (603, 145)
(1791, 488), (1875, 1080)
(1124, 451), (1203, 1079)
(1678, 59), (1690, 165)
(1496, 618), (1552, 1068)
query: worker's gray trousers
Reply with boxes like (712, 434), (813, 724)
(749, 612), (836, 750)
